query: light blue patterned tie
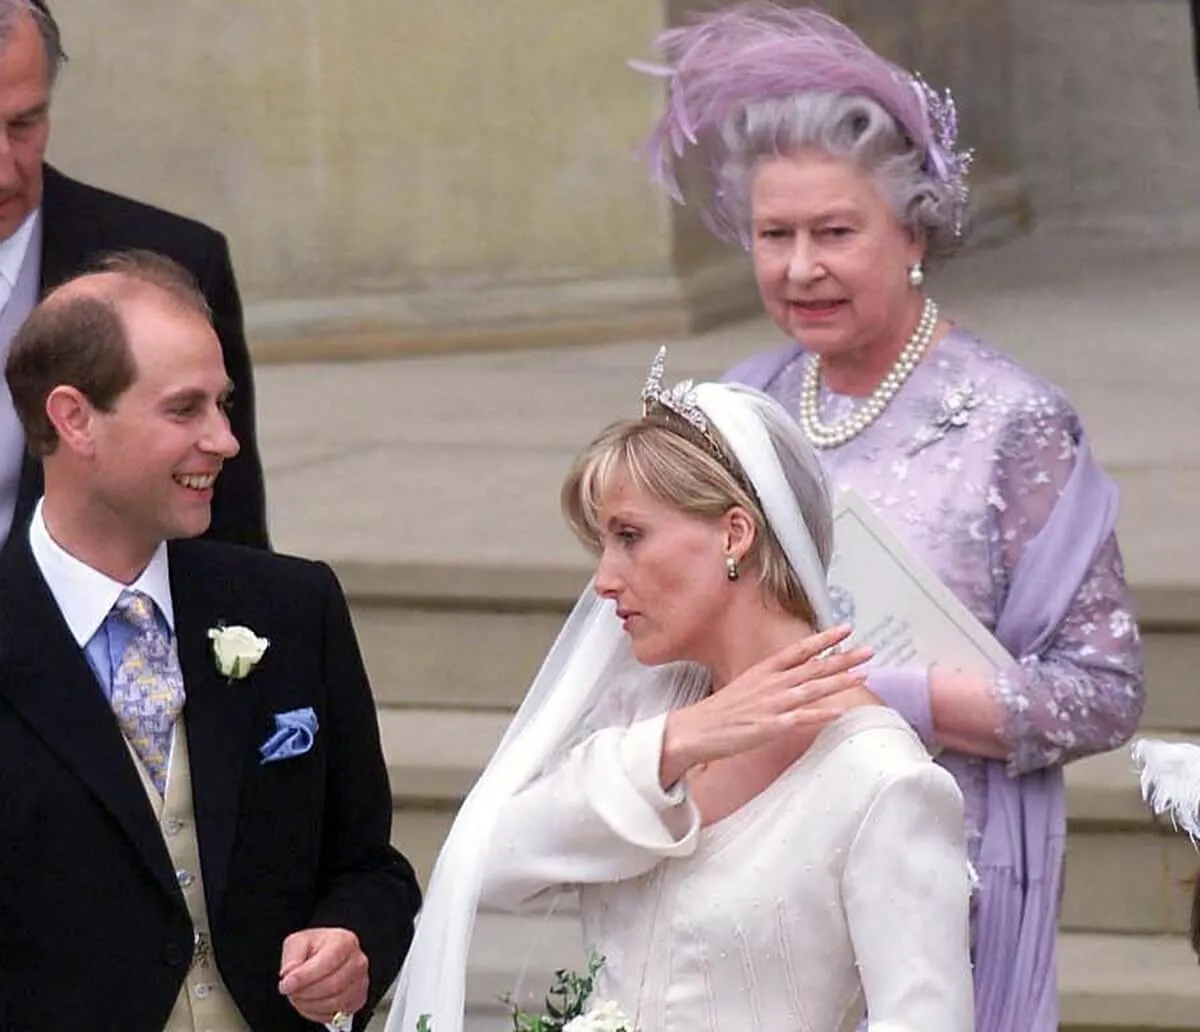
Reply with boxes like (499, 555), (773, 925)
(108, 590), (186, 795)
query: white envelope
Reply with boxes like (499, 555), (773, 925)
(829, 488), (1011, 673)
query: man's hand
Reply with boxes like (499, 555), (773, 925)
(278, 927), (369, 1025)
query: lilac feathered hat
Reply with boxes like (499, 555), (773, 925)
(632, 2), (973, 242)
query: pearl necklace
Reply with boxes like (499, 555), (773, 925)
(798, 298), (939, 449)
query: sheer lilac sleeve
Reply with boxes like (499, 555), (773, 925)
(866, 667), (935, 749)
(987, 396), (1145, 775)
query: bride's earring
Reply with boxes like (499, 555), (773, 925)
(908, 262), (925, 288)
(725, 555), (740, 582)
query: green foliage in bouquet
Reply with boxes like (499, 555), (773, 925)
(417, 950), (609, 1032)
(506, 950), (605, 1031)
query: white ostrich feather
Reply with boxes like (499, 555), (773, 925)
(1131, 738), (1200, 844)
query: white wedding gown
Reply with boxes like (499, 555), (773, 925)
(482, 704), (974, 1032)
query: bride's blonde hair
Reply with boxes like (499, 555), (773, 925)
(562, 412), (822, 624)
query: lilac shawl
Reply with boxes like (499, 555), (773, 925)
(729, 345), (1118, 1032)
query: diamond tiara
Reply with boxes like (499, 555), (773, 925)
(640, 347), (738, 469)
(641, 347), (710, 432)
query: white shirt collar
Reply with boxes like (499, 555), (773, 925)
(28, 498), (175, 647)
(0, 208), (38, 292)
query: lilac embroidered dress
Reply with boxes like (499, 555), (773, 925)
(728, 325), (1145, 1032)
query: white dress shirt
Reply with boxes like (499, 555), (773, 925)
(0, 205), (37, 309)
(28, 497), (174, 648)
(0, 208), (38, 313)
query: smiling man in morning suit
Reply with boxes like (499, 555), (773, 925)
(0, 252), (420, 1029)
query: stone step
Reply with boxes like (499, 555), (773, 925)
(1059, 932), (1200, 1032)
(362, 911), (585, 1032)
(381, 709), (1200, 934)
(1142, 629), (1200, 732)
(381, 707), (1182, 822)
(381, 707), (503, 887)
(352, 595), (567, 713)
(1062, 735), (1200, 935)
(1062, 823), (1197, 935)
(352, 584), (1200, 731)
(380, 708), (505, 805)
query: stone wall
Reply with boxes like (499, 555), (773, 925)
(46, 1), (1031, 358)
(1011, 0), (1200, 240)
(820, 0), (1031, 242)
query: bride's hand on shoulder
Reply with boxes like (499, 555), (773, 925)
(659, 626), (872, 788)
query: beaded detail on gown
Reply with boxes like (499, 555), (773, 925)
(483, 706), (974, 1032)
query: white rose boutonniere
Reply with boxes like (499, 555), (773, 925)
(208, 624), (270, 680)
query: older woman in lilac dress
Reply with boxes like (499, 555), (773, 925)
(636, 5), (1144, 1031)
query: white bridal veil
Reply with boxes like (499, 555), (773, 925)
(385, 379), (836, 1032)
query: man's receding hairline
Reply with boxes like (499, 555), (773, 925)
(46, 271), (202, 320)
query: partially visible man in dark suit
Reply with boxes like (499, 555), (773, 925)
(1192, 0), (1199, 105)
(0, 251), (419, 1029)
(0, 0), (268, 549)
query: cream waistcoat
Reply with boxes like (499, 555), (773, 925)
(127, 720), (250, 1032)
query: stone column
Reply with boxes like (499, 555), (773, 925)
(1010, 0), (1200, 239)
(824, 0), (1032, 244)
(46, 0), (1026, 360)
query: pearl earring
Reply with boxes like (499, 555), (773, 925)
(725, 555), (740, 582)
(908, 262), (925, 288)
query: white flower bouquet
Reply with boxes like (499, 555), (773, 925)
(417, 952), (635, 1032)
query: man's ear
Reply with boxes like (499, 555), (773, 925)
(45, 386), (97, 458)
(723, 505), (758, 561)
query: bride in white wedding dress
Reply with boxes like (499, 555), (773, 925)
(386, 356), (974, 1032)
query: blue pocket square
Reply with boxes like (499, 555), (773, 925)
(259, 707), (319, 764)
